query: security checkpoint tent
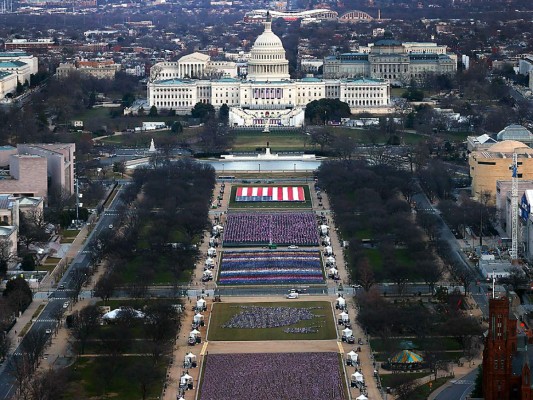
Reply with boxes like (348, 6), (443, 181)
(196, 298), (206, 311)
(323, 236), (331, 246)
(326, 256), (336, 265)
(180, 373), (193, 386)
(353, 372), (364, 382)
(347, 350), (358, 362)
(205, 257), (215, 267)
(324, 246), (333, 255)
(342, 328), (353, 338)
(185, 352), (196, 362)
(193, 313), (204, 323)
(207, 247), (216, 257)
(189, 329), (200, 339)
(328, 267), (338, 277)
(339, 311), (349, 322)
(336, 296), (346, 309)
(202, 270), (213, 277)
(356, 395), (368, 400)
(320, 225), (329, 235)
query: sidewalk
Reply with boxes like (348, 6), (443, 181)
(428, 356), (482, 400)
(6, 298), (47, 353)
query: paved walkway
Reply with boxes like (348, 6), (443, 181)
(6, 225), (92, 356)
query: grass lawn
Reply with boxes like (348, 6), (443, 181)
(228, 184), (312, 209)
(64, 356), (166, 400)
(380, 372), (430, 389)
(208, 301), (336, 341)
(408, 377), (449, 399)
(363, 248), (416, 279)
(231, 130), (314, 152)
(120, 256), (179, 285)
(95, 299), (181, 310)
(369, 337), (462, 353)
(62, 229), (80, 238)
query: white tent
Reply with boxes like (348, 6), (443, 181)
(320, 224), (329, 235)
(337, 297), (346, 307)
(207, 247), (216, 257)
(190, 329), (200, 337)
(193, 313), (204, 323)
(205, 257), (215, 266)
(339, 311), (349, 322)
(180, 373), (193, 385)
(103, 308), (145, 320)
(342, 328), (353, 338)
(326, 256), (336, 264)
(353, 372), (364, 382)
(328, 267), (338, 276)
(185, 352), (196, 363)
(356, 395), (368, 400)
(203, 270), (213, 277)
(323, 236), (331, 245)
(324, 246), (333, 255)
(196, 298), (206, 309)
(347, 350), (358, 362)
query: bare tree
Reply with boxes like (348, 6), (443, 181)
(356, 258), (376, 292)
(21, 329), (48, 370)
(93, 271), (118, 304)
(0, 333), (11, 361)
(69, 305), (100, 355)
(18, 210), (49, 250)
(9, 353), (33, 400)
(28, 368), (68, 400)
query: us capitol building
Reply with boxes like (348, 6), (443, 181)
(147, 14), (391, 128)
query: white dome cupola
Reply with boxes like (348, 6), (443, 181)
(247, 12), (290, 81)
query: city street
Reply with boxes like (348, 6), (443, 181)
(0, 186), (125, 400)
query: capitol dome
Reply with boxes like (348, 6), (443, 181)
(247, 12), (290, 81)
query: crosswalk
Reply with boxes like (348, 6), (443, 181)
(452, 380), (474, 385)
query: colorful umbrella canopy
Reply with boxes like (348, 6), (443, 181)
(390, 349), (423, 364)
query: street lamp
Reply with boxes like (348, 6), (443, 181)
(294, 163), (296, 172)
(222, 163), (224, 173)
(258, 163), (261, 173)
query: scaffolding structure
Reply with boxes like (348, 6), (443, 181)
(0, 0), (13, 13)
(511, 152), (519, 261)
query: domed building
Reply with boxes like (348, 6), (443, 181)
(147, 14), (392, 127)
(469, 140), (533, 201)
(246, 15), (289, 81)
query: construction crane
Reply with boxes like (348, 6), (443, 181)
(511, 152), (519, 261)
